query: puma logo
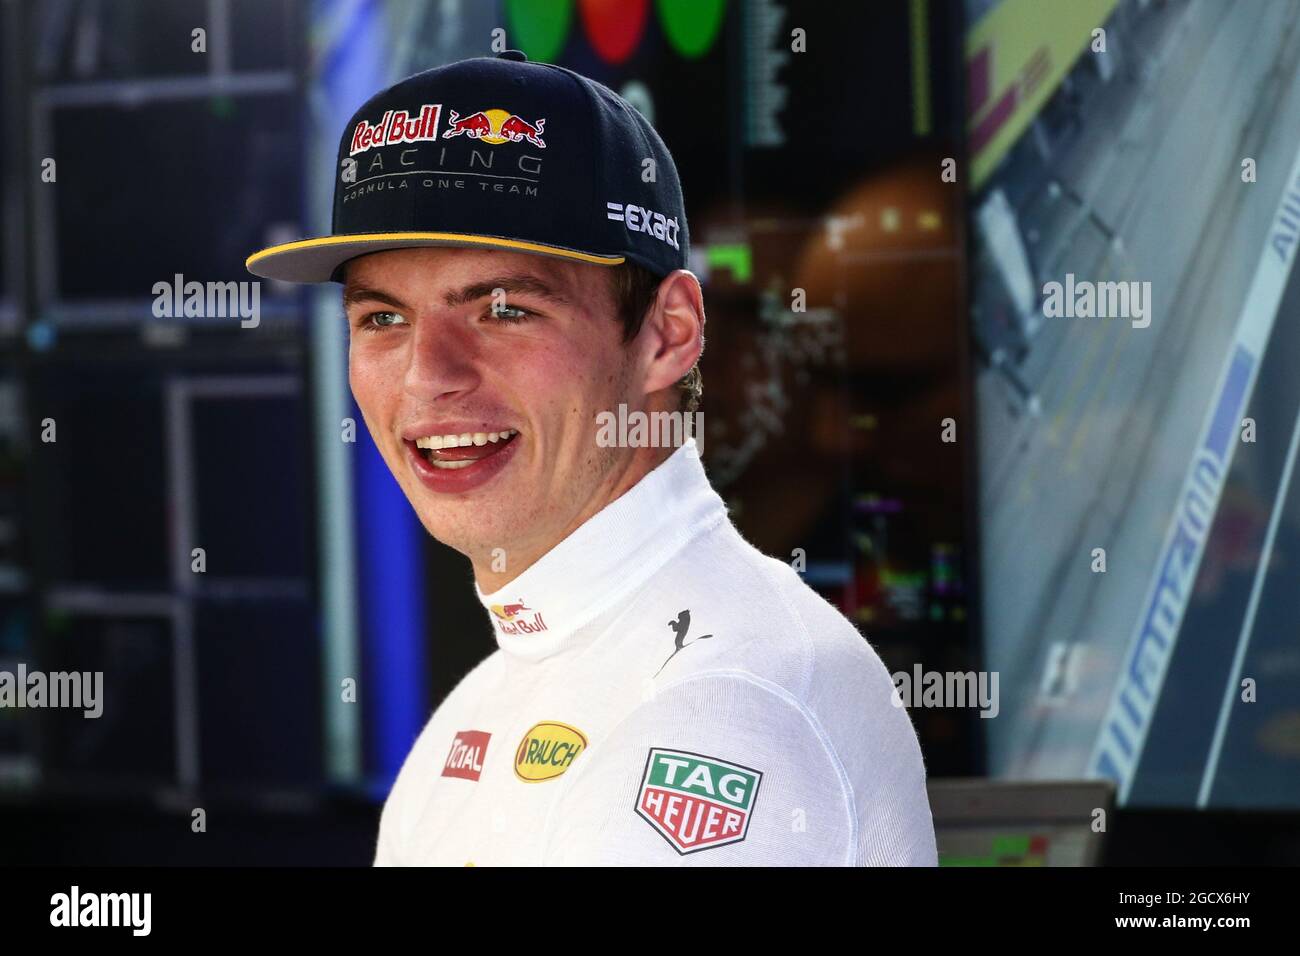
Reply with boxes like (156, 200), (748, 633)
(654, 609), (713, 678)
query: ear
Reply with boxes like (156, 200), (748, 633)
(638, 269), (705, 398)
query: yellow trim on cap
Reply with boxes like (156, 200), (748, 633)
(245, 232), (626, 269)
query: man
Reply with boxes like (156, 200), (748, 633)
(247, 51), (936, 865)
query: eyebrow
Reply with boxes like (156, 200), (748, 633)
(342, 286), (408, 310)
(445, 274), (570, 308)
(342, 274), (571, 312)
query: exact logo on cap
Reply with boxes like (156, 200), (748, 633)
(442, 730), (491, 781)
(514, 721), (587, 782)
(636, 748), (762, 854)
(606, 201), (680, 251)
(349, 103), (443, 156)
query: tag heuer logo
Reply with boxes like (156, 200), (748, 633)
(635, 748), (762, 854)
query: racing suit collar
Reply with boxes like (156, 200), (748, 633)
(474, 438), (727, 661)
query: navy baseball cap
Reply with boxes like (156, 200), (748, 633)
(246, 50), (689, 283)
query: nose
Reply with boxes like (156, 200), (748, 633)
(402, 312), (482, 401)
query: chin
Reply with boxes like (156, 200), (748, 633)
(419, 507), (504, 553)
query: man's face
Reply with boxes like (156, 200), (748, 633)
(344, 245), (640, 569)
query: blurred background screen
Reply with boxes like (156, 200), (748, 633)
(968, 0), (1300, 811)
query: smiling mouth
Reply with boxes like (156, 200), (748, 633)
(412, 429), (520, 469)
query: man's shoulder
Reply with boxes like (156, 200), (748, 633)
(623, 524), (935, 864)
(649, 518), (896, 712)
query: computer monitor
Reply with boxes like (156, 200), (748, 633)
(929, 779), (1114, 866)
(967, 0), (1300, 808)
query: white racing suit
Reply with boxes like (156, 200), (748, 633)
(375, 439), (937, 866)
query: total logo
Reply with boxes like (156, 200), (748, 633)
(489, 598), (548, 635)
(515, 721), (587, 782)
(443, 108), (547, 148)
(442, 729), (491, 781)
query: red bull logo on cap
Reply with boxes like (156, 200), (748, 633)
(442, 107), (547, 149)
(349, 103), (442, 157)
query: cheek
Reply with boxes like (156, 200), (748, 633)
(349, 347), (397, 425)
(521, 331), (624, 407)
(499, 339), (588, 411)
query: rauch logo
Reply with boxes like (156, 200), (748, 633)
(514, 721), (586, 782)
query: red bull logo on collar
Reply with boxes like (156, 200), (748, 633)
(490, 598), (548, 635)
(442, 108), (547, 148)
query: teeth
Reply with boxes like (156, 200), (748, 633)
(415, 429), (517, 450)
(430, 458), (476, 470)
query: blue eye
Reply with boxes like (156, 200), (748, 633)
(363, 310), (407, 331)
(489, 304), (532, 324)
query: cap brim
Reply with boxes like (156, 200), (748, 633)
(246, 231), (626, 283)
